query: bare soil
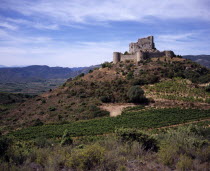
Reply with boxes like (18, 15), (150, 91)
(100, 103), (136, 117)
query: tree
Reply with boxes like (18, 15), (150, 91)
(127, 86), (146, 103)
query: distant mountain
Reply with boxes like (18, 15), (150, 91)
(183, 55), (210, 68)
(0, 65), (99, 83)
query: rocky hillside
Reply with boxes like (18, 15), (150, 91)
(1, 56), (210, 132)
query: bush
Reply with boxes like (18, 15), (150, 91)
(157, 125), (209, 167)
(0, 137), (12, 158)
(126, 72), (133, 80)
(34, 137), (52, 148)
(60, 129), (73, 146)
(67, 144), (105, 170)
(48, 107), (56, 111)
(205, 84), (210, 92)
(124, 51), (130, 55)
(102, 62), (112, 68)
(176, 154), (193, 170)
(100, 96), (111, 103)
(33, 119), (44, 126)
(127, 86), (147, 103)
(115, 128), (158, 151)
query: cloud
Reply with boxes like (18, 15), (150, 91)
(0, 0), (210, 67)
(0, 22), (18, 30)
(156, 32), (210, 55)
(1, 0), (210, 27)
(0, 28), (127, 67)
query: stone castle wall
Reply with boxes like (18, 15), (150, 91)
(113, 36), (175, 64)
(129, 36), (155, 54)
(120, 54), (136, 62)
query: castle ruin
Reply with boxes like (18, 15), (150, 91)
(113, 36), (175, 64)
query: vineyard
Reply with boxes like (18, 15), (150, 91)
(10, 108), (210, 140)
(144, 78), (210, 103)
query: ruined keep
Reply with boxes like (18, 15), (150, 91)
(113, 36), (175, 64)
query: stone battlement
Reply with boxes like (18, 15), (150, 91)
(113, 36), (175, 64)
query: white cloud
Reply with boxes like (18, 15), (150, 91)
(0, 29), (127, 67)
(1, 0), (210, 27)
(156, 32), (210, 55)
(0, 22), (18, 30)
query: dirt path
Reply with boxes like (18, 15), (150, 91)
(100, 103), (136, 117)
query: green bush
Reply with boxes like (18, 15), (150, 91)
(127, 86), (147, 103)
(34, 137), (52, 148)
(60, 129), (73, 146)
(123, 51), (130, 55)
(115, 128), (158, 151)
(176, 154), (193, 170)
(102, 62), (112, 68)
(67, 144), (105, 170)
(33, 119), (44, 126)
(158, 125), (209, 167)
(48, 107), (56, 111)
(126, 72), (133, 80)
(100, 96), (111, 103)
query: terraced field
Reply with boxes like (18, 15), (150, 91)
(10, 107), (210, 140)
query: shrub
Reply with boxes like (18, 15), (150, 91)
(124, 51), (130, 55)
(157, 125), (209, 167)
(60, 129), (73, 146)
(115, 128), (158, 151)
(127, 86), (147, 103)
(126, 72), (133, 80)
(0, 137), (12, 158)
(33, 119), (44, 126)
(205, 84), (210, 92)
(102, 62), (112, 68)
(34, 137), (52, 148)
(48, 107), (56, 111)
(100, 96), (111, 103)
(176, 154), (193, 170)
(67, 144), (105, 170)
(88, 69), (93, 73)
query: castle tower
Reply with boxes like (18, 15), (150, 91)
(136, 51), (146, 62)
(113, 52), (121, 64)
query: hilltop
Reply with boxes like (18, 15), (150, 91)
(1, 56), (210, 132)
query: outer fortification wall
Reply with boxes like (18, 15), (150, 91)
(120, 54), (136, 62)
(113, 36), (175, 64)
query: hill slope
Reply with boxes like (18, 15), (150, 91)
(1, 57), (210, 132)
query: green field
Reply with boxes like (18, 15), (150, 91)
(10, 108), (210, 140)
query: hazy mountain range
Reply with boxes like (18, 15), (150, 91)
(0, 65), (99, 83)
(183, 55), (210, 68)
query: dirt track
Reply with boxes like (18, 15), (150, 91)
(100, 103), (136, 117)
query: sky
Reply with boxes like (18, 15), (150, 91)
(0, 0), (210, 67)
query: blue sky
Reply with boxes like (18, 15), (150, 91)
(0, 0), (210, 67)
